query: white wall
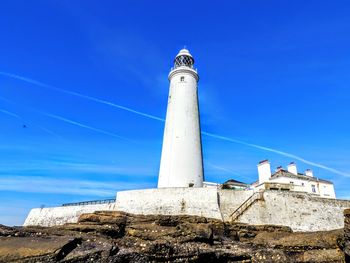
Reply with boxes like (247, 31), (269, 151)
(257, 161), (271, 184)
(319, 182), (336, 199)
(236, 191), (350, 231)
(115, 188), (222, 220)
(23, 189), (348, 231)
(23, 203), (116, 227)
(267, 176), (335, 198)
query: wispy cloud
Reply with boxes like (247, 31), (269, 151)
(0, 107), (63, 140)
(206, 161), (252, 181)
(0, 71), (164, 122)
(0, 98), (131, 142)
(0, 160), (155, 176)
(206, 162), (241, 176)
(1, 71), (349, 177)
(0, 108), (21, 119)
(202, 131), (350, 178)
(0, 175), (151, 196)
(37, 110), (132, 142)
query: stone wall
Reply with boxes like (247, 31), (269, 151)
(24, 188), (350, 232)
(218, 189), (254, 219)
(235, 191), (350, 231)
(115, 188), (222, 220)
(23, 203), (116, 227)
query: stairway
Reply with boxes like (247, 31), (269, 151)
(230, 191), (264, 222)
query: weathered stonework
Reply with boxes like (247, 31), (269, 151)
(24, 189), (350, 232)
(236, 191), (350, 232)
(23, 203), (116, 227)
(115, 188), (223, 220)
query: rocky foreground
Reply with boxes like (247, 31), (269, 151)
(0, 209), (349, 263)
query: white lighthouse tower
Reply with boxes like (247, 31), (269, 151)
(158, 48), (204, 188)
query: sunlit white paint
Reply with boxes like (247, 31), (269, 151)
(257, 160), (271, 184)
(158, 49), (204, 188)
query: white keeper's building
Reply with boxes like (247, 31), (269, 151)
(251, 160), (336, 199)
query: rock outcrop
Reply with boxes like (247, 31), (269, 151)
(345, 209), (350, 262)
(0, 211), (347, 262)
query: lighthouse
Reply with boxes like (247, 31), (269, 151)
(158, 48), (204, 188)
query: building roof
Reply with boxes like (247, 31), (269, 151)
(270, 169), (333, 184)
(223, 179), (248, 187)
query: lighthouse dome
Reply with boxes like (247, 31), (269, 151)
(176, 48), (193, 58)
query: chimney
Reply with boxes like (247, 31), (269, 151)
(258, 160), (271, 184)
(276, 166), (283, 172)
(305, 169), (313, 177)
(287, 162), (298, 175)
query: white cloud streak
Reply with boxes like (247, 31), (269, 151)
(202, 131), (350, 178)
(0, 107), (63, 140)
(36, 110), (132, 142)
(0, 160), (155, 176)
(0, 108), (21, 119)
(1, 71), (349, 177)
(0, 175), (150, 196)
(0, 71), (165, 122)
(0, 99), (131, 142)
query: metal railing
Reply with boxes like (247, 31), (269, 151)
(62, 198), (115, 207)
(230, 191), (264, 222)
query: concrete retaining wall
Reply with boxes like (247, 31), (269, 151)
(236, 191), (350, 231)
(23, 188), (350, 231)
(218, 189), (255, 220)
(115, 188), (222, 220)
(23, 203), (116, 227)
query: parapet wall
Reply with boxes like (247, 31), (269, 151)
(23, 189), (350, 232)
(233, 190), (350, 231)
(23, 203), (116, 227)
(115, 188), (222, 220)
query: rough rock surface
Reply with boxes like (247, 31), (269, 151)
(345, 209), (350, 262)
(0, 211), (346, 262)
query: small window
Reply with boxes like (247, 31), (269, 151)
(180, 76), (185, 82)
(302, 183), (304, 186)
(290, 181), (294, 184)
(311, 185), (316, 193)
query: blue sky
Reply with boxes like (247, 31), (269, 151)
(1, 0), (350, 226)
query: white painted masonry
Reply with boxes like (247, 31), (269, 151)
(257, 160), (271, 184)
(287, 162), (298, 175)
(237, 191), (350, 231)
(115, 188), (222, 219)
(255, 161), (336, 199)
(158, 49), (204, 188)
(24, 189), (350, 231)
(23, 203), (116, 227)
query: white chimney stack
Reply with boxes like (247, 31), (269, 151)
(258, 160), (271, 184)
(305, 169), (314, 177)
(287, 162), (298, 175)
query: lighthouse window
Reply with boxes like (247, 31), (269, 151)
(180, 76), (185, 82)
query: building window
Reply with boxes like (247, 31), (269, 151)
(180, 76), (185, 82)
(290, 181), (294, 184)
(311, 185), (316, 193)
(302, 183), (304, 186)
